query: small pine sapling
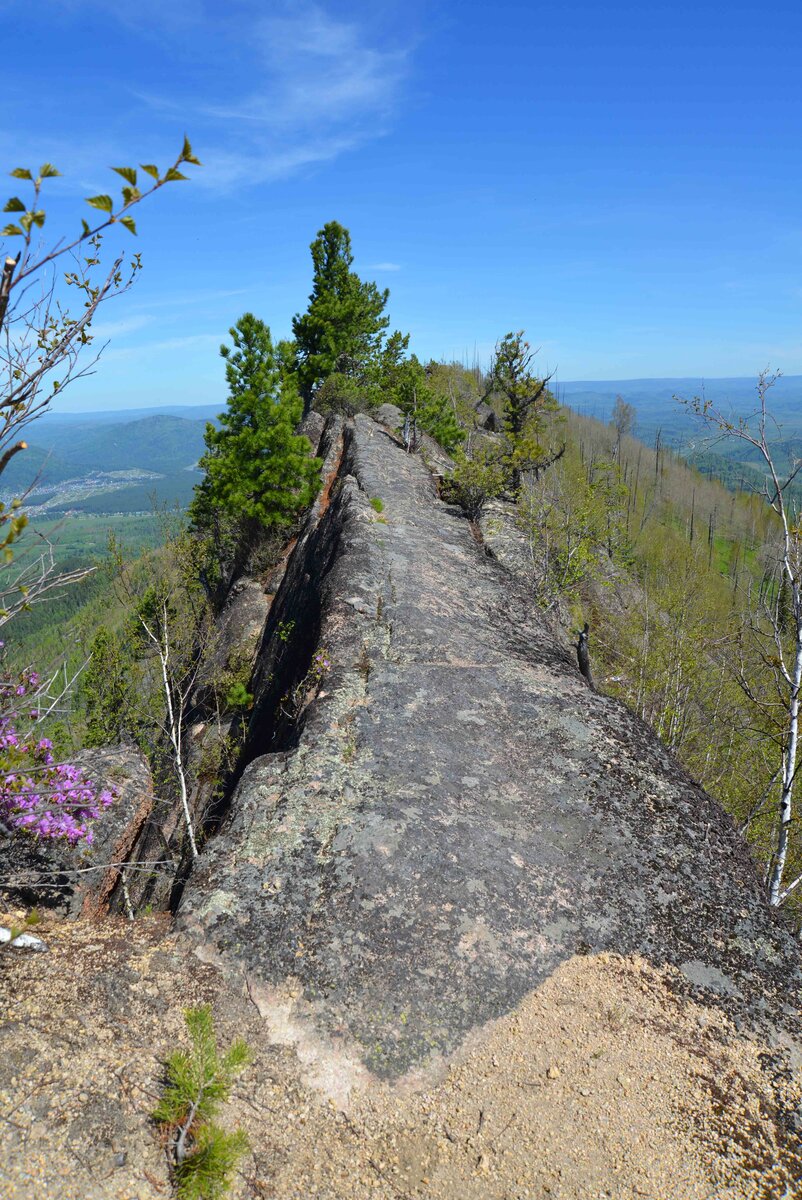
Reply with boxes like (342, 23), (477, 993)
(396, 356), (465, 454)
(153, 1006), (251, 1200)
(278, 649), (331, 722)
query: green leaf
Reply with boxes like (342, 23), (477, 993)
(80, 219), (91, 237)
(31, 211), (45, 228)
(140, 163), (160, 181)
(163, 168), (189, 183)
(112, 166), (137, 186)
(3, 197), (25, 213)
(38, 163), (60, 178)
(120, 216), (137, 235)
(222, 1039), (251, 1073)
(10, 168), (32, 180)
(85, 194), (114, 214)
(19, 213), (32, 233)
(180, 137), (202, 167)
(121, 186), (141, 205)
(0, 224), (22, 237)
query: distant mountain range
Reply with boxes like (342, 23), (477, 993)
(5, 379), (800, 517)
(41, 403), (222, 425)
(558, 375), (802, 451)
(1, 407), (221, 515)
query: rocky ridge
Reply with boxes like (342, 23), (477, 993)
(180, 413), (802, 1086)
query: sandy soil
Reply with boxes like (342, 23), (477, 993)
(1, 912), (800, 1200)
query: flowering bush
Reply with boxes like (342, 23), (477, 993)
(0, 658), (113, 846)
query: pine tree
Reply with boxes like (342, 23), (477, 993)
(292, 221), (391, 411)
(490, 331), (557, 440)
(152, 1006), (251, 1200)
(190, 314), (321, 543)
(488, 331), (560, 490)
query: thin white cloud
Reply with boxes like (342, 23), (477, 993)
(192, 134), (369, 191)
(227, 6), (406, 131)
(366, 262), (401, 271)
(101, 332), (220, 362)
(16, 3), (413, 194)
(89, 313), (153, 340)
(153, 286), (252, 307)
(135, 3), (412, 190)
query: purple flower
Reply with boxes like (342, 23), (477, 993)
(0, 663), (116, 846)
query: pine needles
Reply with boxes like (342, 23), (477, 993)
(153, 1005), (251, 1200)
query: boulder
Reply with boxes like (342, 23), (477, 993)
(299, 409), (326, 455)
(474, 399), (498, 430)
(374, 402), (402, 431)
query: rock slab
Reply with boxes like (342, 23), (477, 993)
(180, 415), (802, 1085)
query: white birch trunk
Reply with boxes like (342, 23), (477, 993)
(769, 626), (802, 905)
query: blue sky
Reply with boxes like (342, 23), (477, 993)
(6, 0), (802, 409)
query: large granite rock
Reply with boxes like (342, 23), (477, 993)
(374, 402), (402, 431)
(179, 414), (802, 1086)
(474, 399), (498, 430)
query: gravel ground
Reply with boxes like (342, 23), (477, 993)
(1, 912), (800, 1200)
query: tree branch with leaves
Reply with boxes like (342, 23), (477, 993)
(0, 139), (200, 606)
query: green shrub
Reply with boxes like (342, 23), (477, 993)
(314, 370), (373, 415)
(223, 680), (253, 712)
(440, 447), (506, 520)
(369, 497), (384, 513)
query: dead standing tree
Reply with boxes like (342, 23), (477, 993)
(111, 528), (216, 865)
(611, 395), (636, 463)
(684, 369), (802, 906)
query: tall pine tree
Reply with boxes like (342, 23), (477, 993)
(490, 331), (556, 440)
(488, 331), (560, 490)
(191, 314), (321, 545)
(292, 221), (390, 411)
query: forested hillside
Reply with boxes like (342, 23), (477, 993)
(0, 412), (215, 519)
